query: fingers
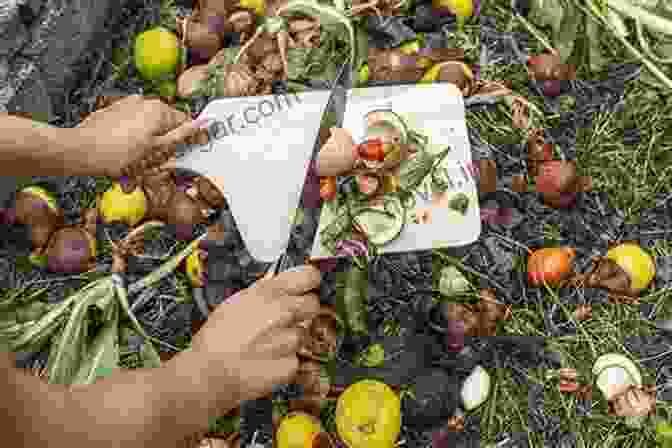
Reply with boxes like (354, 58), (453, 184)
(275, 356), (300, 384)
(152, 112), (210, 150)
(262, 292), (321, 332)
(148, 99), (190, 136)
(258, 327), (304, 358)
(262, 264), (322, 297)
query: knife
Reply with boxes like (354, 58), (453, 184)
(238, 62), (350, 448)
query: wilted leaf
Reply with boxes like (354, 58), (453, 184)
(72, 307), (119, 385)
(47, 279), (114, 385)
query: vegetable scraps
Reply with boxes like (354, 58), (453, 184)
(317, 109), (460, 255)
(579, 242), (656, 297)
(527, 246), (576, 287)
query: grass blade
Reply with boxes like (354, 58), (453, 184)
(72, 306), (119, 385)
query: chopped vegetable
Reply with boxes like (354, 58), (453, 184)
(335, 380), (401, 448)
(358, 139), (386, 162)
(448, 192), (470, 215)
(353, 196), (405, 246)
(316, 128), (358, 177)
(461, 365), (491, 411)
(438, 266), (470, 297)
(320, 177), (338, 201)
(355, 174), (381, 197)
(527, 246), (575, 287)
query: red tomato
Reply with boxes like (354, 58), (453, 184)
(319, 177), (337, 201)
(357, 139), (385, 162)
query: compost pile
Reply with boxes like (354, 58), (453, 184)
(1, 0), (672, 447)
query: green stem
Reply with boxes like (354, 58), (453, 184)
(636, 19), (672, 64)
(605, 0), (672, 36)
(514, 14), (556, 53)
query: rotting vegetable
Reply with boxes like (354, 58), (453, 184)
(8, 185), (64, 250)
(577, 243), (656, 297)
(527, 246), (576, 287)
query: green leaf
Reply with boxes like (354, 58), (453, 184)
(9, 287), (83, 352)
(528, 0), (565, 34)
(553, 0), (581, 62)
(47, 279), (114, 385)
(585, 17), (607, 72)
(398, 146), (451, 192)
(336, 263), (368, 335)
(72, 307), (119, 385)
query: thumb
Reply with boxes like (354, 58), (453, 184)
(152, 116), (212, 149)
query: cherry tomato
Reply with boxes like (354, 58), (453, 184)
(358, 139), (386, 162)
(319, 177), (337, 201)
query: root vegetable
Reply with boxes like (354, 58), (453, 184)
(44, 227), (96, 274)
(527, 130), (553, 177)
(219, 63), (259, 97)
(176, 17), (224, 61)
(12, 186), (64, 249)
(194, 176), (225, 209)
(535, 160), (577, 196)
(526, 51), (575, 81)
(177, 64), (210, 98)
(163, 190), (211, 240)
(527, 247), (575, 287)
(99, 181), (148, 227)
(440, 302), (480, 337)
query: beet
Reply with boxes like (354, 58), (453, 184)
(401, 368), (461, 430)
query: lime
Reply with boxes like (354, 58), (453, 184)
(134, 27), (180, 81)
(336, 380), (401, 448)
(276, 412), (322, 448)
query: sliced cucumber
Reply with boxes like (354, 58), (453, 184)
(592, 353), (642, 386)
(365, 109), (408, 145)
(354, 196), (405, 246)
(595, 366), (636, 400)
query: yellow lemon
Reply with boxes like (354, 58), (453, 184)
(239, 0), (265, 16)
(276, 412), (322, 448)
(606, 243), (656, 293)
(420, 61), (474, 83)
(186, 249), (206, 288)
(134, 27), (180, 81)
(99, 182), (147, 227)
(336, 380), (401, 448)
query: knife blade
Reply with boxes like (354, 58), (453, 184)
(238, 62), (349, 448)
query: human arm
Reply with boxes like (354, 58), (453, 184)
(0, 265), (321, 448)
(0, 96), (208, 178)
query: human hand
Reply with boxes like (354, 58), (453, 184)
(75, 95), (210, 178)
(185, 264), (322, 407)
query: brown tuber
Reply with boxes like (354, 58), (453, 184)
(176, 16), (225, 61)
(177, 64), (210, 98)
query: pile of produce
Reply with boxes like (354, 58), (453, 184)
(2, 0), (672, 447)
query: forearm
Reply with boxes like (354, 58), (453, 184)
(0, 115), (96, 177)
(0, 350), (240, 448)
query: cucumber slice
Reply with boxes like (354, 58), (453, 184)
(365, 109), (408, 145)
(354, 196), (405, 246)
(595, 366), (636, 400)
(592, 353), (642, 386)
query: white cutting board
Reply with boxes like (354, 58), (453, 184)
(310, 83), (481, 259)
(171, 90), (332, 263)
